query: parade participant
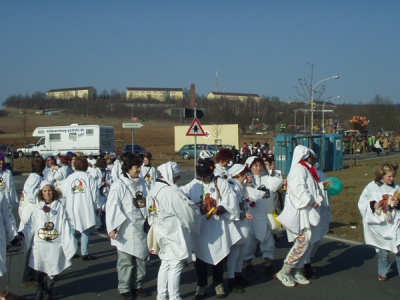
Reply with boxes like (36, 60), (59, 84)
(302, 162), (332, 279)
(214, 148), (234, 179)
(147, 162), (200, 300)
(0, 153), (18, 209)
(111, 153), (127, 182)
(52, 156), (74, 188)
(58, 156), (100, 261)
(94, 157), (112, 231)
(19, 156), (46, 285)
(276, 145), (324, 287)
(199, 145), (213, 159)
(43, 155), (58, 182)
(244, 157), (283, 280)
(180, 158), (240, 299)
(19, 181), (77, 299)
(0, 190), (19, 277)
(226, 164), (254, 293)
(106, 154), (150, 300)
(140, 154), (158, 190)
(358, 162), (400, 281)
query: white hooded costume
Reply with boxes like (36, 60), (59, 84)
(0, 190), (17, 276)
(277, 145), (324, 243)
(0, 168), (18, 209)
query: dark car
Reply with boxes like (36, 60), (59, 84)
(123, 144), (152, 158)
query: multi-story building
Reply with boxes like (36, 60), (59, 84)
(207, 92), (260, 102)
(46, 87), (96, 100)
(126, 87), (184, 102)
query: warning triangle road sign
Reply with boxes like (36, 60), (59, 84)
(186, 118), (206, 136)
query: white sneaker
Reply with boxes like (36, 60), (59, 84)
(293, 273), (311, 285)
(215, 283), (225, 298)
(195, 286), (206, 299)
(277, 271), (296, 287)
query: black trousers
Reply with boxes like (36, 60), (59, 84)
(195, 257), (224, 287)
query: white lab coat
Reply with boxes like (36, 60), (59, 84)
(358, 180), (400, 253)
(58, 171), (100, 232)
(0, 191), (17, 276)
(106, 176), (149, 260)
(21, 199), (77, 276)
(147, 179), (200, 261)
(0, 168), (18, 209)
(180, 177), (241, 265)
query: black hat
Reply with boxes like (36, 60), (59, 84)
(196, 158), (215, 178)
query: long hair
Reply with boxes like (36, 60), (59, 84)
(375, 162), (398, 181)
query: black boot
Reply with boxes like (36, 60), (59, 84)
(43, 275), (56, 300)
(35, 284), (44, 300)
(235, 272), (252, 286)
(228, 278), (245, 293)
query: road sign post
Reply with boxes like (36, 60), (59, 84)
(122, 123), (144, 154)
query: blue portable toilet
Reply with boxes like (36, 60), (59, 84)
(325, 134), (344, 171)
(274, 134), (295, 176)
(294, 134), (328, 171)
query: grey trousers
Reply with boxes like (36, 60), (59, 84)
(117, 249), (147, 294)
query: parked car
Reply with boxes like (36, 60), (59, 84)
(178, 144), (218, 160)
(123, 144), (152, 158)
(17, 143), (35, 157)
(0, 145), (15, 171)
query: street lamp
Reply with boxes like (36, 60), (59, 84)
(322, 96), (341, 133)
(310, 75), (340, 134)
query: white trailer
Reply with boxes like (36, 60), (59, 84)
(31, 124), (114, 157)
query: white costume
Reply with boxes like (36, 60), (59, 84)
(199, 149), (213, 159)
(358, 180), (400, 253)
(180, 176), (240, 265)
(106, 175), (149, 260)
(140, 164), (158, 191)
(147, 162), (200, 300)
(53, 164), (74, 187)
(111, 159), (123, 182)
(21, 199), (77, 276)
(58, 171), (100, 232)
(0, 168), (18, 209)
(0, 191), (18, 276)
(214, 164), (230, 179)
(19, 173), (44, 230)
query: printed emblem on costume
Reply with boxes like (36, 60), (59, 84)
(210, 187), (216, 193)
(0, 177), (5, 189)
(71, 178), (87, 193)
(38, 222), (59, 241)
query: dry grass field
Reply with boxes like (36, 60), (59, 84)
(2, 107), (396, 243)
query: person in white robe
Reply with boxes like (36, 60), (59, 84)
(19, 156), (46, 285)
(0, 154), (18, 209)
(19, 181), (77, 299)
(111, 153), (126, 182)
(93, 157), (112, 231)
(58, 156), (100, 261)
(226, 164), (254, 293)
(302, 162), (333, 279)
(140, 154), (158, 191)
(213, 148), (234, 180)
(42, 155), (58, 182)
(198, 145), (213, 159)
(358, 162), (400, 281)
(244, 157), (283, 280)
(180, 158), (240, 299)
(276, 145), (324, 287)
(106, 154), (150, 300)
(147, 161), (200, 300)
(52, 156), (74, 188)
(0, 190), (19, 277)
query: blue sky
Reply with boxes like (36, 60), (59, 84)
(1, 0), (399, 105)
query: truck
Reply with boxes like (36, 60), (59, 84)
(30, 124), (114, 157)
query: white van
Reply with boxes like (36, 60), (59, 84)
(31, 124), (114, 157)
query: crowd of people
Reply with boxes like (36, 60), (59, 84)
(0, 144), (399, 300)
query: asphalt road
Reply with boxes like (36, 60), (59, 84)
(2, 172), (400, 299)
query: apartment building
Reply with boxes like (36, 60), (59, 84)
(126, 87), (184, 102)
(46, 87), (97, 99)
(207, 92), (260, 102)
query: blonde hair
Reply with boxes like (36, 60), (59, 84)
(375, 162), (398, 181)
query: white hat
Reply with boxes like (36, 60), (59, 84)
(245, 156), (257, 167)
(39, 180), (55, 191)
(228, 164), (245, 177)
(157, 161), (181, 185)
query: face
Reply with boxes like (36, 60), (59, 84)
(236, 171), (247, 183)
(200, 174), (213, 183)
(381, 171), (395, 185)
(264, 161), (271, 170)
(0, 160), (3, 168)
(71, 157), (76, 166)
(129, 165), (141, 178)
(41, 185), (54, 203)
(307, 155), (317, 166)
(219, 159), (229, 168)
(46, 157), (54, 166)
(270, 162), (276, 170)
(143, 157), (150, 166)
(251, 162), (264, 175)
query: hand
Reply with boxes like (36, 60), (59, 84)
(108, 230), (118, 240)
(246, 213), (254, 220)
(312, 201), (320, 208)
